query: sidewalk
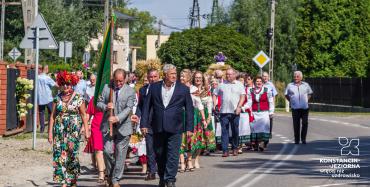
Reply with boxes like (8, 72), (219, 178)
(0, 134), (91, 187)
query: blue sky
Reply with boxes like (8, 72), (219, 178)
(128, 0), (233, 34)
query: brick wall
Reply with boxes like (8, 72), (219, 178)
(0, 62), (31, 136)
(0, 62), (7, 136)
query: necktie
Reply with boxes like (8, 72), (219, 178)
(115, 87), (120, 103)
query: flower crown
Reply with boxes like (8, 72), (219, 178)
(56, 70), (79, 86)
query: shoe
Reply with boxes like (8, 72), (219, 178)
(302, 140), (306, 144)
(145, 173), (156, 181)
(233, 150), (238, 156)
(238, 149), (243, 154)
(166, 181), (176, 187)
(186, 160), (194, 172)
(222, 152), (229, 157)
(97, 171), (105, 183)
(112, 183), (120, 187)
(178, 162), (185, 173)
(159, 180), (165, 187)
(294, 142), (299, 144)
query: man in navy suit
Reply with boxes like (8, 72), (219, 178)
(131, 69), (160, 181)
(141, 64), (194, 187)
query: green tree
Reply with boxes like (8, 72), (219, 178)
(229, 0), (299, 82)
(39, 0), (104, 65)
(157, 25), (257, 74)
(4, 4), (24, 62)
(295, 0), (370, 77)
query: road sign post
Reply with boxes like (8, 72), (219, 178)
(19, 13), (58, 150)
(8, 47), (21, 62)
(59, 41), (72, 63)
(253, 51), (271, 76)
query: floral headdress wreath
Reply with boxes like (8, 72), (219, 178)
(56, 70), (79, 86)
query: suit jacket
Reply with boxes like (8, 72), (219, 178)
(136, 84), (154, 134)
(97, 84), (136, 136)
(141, 80), (194, 134)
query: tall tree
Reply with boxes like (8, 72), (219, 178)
(157, 25), (257, 74)
(39, 0), (104, 64)
(295, 0), (370, 77)
(229, 0), (299, 82)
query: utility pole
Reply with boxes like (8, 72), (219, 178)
(268, 0), (276, 81)
(21, 0), (37, 64)
(210, 0), (219, 25)
(104, 0), (110, 33)
(189, 0), (200, 28)
(0, 0), (21, 61)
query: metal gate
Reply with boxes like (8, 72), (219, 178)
(6, 68), (20, 131)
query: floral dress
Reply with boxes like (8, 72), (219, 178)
(52, 93), (83, 186)
(180, 86), (206, 154)
(200, 94), (216, 151)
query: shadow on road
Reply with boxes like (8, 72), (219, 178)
(213, 136), (370, 183)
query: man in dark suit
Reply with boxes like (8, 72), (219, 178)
(131, 69), (160, 181)
(141, 64), (194, 187)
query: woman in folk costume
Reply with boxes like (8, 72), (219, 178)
(211, 78), (222, 148)
(48, 71), (89, 187)
(199, 73), (216, 155)
(245, 76), (274, 151)
(236, 73), (252, 154)
(179, 69), (207, 172)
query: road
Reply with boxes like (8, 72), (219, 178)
(36, 113), (370, 187)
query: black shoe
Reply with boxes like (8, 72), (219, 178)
(159, 180), (165, 187)
(166, 181), (176, 187)
(302, 140), (306, 144)
(145, 173), (156, 181)
(294, 142), (299, 144)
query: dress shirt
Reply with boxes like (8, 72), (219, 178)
(161, 82), (176, 108)
(37, 73), (56, 105)
(264, 81), (278, 97)
(285, 81), (313, 109)
(74, 79), (87, 96)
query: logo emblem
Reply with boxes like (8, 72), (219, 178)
(338, 137), (359, 156)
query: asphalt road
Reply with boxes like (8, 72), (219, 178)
(41, 113), (370, 187)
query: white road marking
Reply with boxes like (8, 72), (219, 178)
(310, 181), (370, 187)
(276, 114), (370, 129)
(242, 145), (299, 187)
(225, 142), (290, 187)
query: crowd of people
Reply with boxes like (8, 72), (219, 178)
(38, 63), (313, 187)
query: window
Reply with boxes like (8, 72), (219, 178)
(113, 51), (118, 64)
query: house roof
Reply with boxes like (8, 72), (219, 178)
(114, 10), (136, 21)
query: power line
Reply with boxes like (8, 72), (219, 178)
(159, 20), (184, 31)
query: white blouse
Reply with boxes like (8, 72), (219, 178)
(190, 85), (204, 110)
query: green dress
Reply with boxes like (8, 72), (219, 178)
(52, 93), (83, 186)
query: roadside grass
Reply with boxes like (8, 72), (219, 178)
(20, 147), (52, 155)
(3, 132), (48, 140)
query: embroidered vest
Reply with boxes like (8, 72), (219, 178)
(251, 87), (269, 112)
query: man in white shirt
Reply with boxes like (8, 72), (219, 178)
(213, 68), (246, 157)
(285, 71), (313, 144)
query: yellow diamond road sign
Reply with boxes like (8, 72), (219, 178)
(253, 51), (271, 68)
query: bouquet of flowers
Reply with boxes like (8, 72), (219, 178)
(15, 77), (34, 119)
